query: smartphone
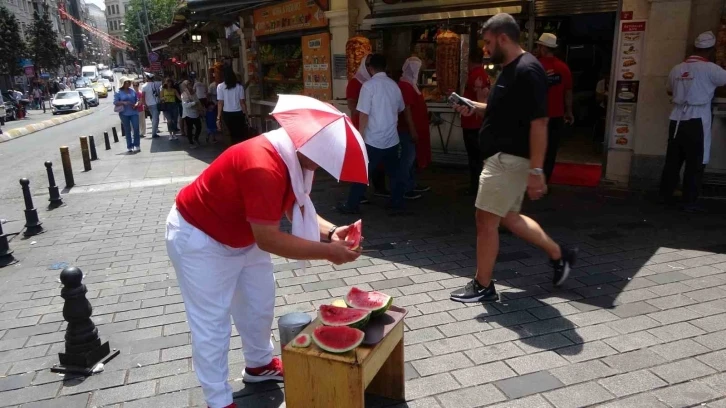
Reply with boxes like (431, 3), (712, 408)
(448, 92), (475, 110)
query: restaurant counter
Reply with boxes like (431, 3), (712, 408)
(709, 98), (726, 174)
(330, 100), (468, 166)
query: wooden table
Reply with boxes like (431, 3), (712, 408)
(281, 315), (405, 408)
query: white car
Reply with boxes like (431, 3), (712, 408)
(51, 91), (85, 115)
(99, 78), (113, 92)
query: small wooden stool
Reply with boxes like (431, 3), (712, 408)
(282, 310), (406, 408)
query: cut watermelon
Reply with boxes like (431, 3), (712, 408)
(345, 287), (392, 316)
(312, 326), (364, 353)
(291, 333), (311, 348)
(346, 219), (362, 250)
(318, 305), (370, 329)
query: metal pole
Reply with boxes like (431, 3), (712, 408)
(88, 135), (98, 161)
(60, 146), (75, 188)
(103, 131), (111, 150)
(45, 161), (64, 208)
(112, 127), (119, 143)
(79, 137), (92, 171)
(141, 0), (151, 36)
(137, 12), (150, 59)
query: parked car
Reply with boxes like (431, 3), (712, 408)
(51, 91), (85, 114)
(1, 90), (20, 121)
(74, 77), (92, 89)
(77, 88), (99, 107)
(93, 82), (108, 98)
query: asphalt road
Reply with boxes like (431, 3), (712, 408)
(0, 97), (117, 201)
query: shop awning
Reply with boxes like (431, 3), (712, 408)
(534, 0), (619, 16)
(360, 3), (524, 30)
(147, 23), (188, 45)
(185, 0), (272, 12)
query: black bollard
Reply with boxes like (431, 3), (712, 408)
(103, 131), (111, 150)
(79, 137), (91, 172)
(111, 127), (119, 143)
(0, 222), (18, 268)
(45, 162), (63, 208)
(51, 267), (119, 375)
(88, 135), (98, 161)
(19, 178), (44, 237)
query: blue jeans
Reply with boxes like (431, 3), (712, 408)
(163, 103), (179, 134)
(148, 104), (160, 137)
(120, 113), (140, 149)
(399, 132), (417, 192)
(346, 143), (405, 210)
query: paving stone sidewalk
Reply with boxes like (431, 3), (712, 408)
(1, 163), (726, 408)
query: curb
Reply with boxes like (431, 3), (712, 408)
(0, 110), (94, 143)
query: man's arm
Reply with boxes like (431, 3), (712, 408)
(404, 106), (418, 142)
(529, 117), (548, 170)
(250, 223), (358, 265)
(359, 113), (369, 140)
(346, 98), (358, 118)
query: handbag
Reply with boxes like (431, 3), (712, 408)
(114, 104), (124, 113)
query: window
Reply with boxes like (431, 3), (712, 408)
(124, 4), (128, 13)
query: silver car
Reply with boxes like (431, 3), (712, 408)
(51, 91), (85, 114)
(77, 88), (99, 107)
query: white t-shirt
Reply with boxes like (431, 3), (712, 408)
(217, 82), (245, 112)
(356, 72), (404, 149)
(141, 81), (161, 106)
(194, 81), (207, 100)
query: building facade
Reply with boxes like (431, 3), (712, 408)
(104, 0), (129, 66)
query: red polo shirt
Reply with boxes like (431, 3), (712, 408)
(346, 79), (364, 129)
(461, 66), (490, 129)
(538, 56), (572, 118)
(175, 136), (296, 248)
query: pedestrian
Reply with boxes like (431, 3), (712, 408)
(194, 76), (208, 107)
(398, 56), (431, 199)
(346, 53), (388, 202)
(114, 77), (141, 153)
(205, 102), (218, 143)
(336, 53), (407, 215)
(450, 13), (577, 303)
(32, 87), (41, 110)
(536, 33), (574, 182)
(141, 73), (161, 138)
(162, 78), (181, 140)
(659, 31), (726, 212)
(208, 72), (218, 104)
(176, 74), (187, 138)
(216, 65), (249, 144)
(181, 80), (202, 149)
(461, 48), (491, 195)
(165, 97), (364, 408)
(132, 81), (146, 137)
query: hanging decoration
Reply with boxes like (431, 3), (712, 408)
(58, 8), (135, 51)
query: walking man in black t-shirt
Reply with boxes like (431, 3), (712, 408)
(450, 13), (578, 303)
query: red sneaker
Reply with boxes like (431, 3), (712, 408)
(242, 357), (284, 383)
(208, 404), (236, 408)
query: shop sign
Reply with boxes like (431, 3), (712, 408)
(253, 0), (327, 37)
(302, 32), (331, 100)
(609, 20), (646, 150)
(620, 11), (633, 20)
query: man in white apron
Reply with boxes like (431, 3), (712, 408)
(660, 31), (726, 211)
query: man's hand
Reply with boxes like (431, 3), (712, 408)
(454, 104), (475, 117)
(564, 112), (574, 125)
(410, 130), (419, 143)
(327, 240), (361, 265)
(527, 173), (547, 200)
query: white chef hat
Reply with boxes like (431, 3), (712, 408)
(695, 31), (716, 49)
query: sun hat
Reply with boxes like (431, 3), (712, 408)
(536, 33), (558, 48)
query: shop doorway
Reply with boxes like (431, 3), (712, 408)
(535, 12), (617, 186)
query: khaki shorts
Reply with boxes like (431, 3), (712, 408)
(475, 153), (530, 217)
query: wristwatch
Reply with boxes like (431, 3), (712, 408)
(529, 168), (544, 176)
(327, 226), (338, 241)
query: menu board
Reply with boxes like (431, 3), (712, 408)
(253, 0), (327, 37)
(609, 20), (647, 150)
(302, 33), (332, 100)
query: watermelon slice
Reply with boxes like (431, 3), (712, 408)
(345, 287), (393, 317)
(312, 326), (365, 353)
(346, 219), (362, 250)
(318, 305), (370, 329)
(291, 333), (311, 348)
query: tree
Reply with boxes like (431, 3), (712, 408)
(124, 0), (178, 65)
(27, 3), (64, 75)
(0, 4), (26, 76)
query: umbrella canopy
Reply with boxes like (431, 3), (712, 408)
(271, 95), (369, 184)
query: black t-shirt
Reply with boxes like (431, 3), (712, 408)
(479, 52), (548, 159)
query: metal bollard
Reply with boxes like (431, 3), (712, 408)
(88, 135), (98, 161)
(51, 266), (119, 376)
(45, 161), (63, 208)
(111, 127), (119, 143)
(79, 137), (91, 172)
(19, 178), (44, 237)
(103, 131), (111, 150)
(59, 146), (74, 188)
(0, 221), (18, 268)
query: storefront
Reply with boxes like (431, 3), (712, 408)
(249, 0), (333, 115)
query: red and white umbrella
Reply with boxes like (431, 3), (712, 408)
(271, 95), (369, 184)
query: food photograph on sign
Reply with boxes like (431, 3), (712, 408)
(302, 33), (332, 100)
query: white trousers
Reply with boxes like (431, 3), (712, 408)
(138, 111), (146, 136)
(165, 206), (275, 408)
